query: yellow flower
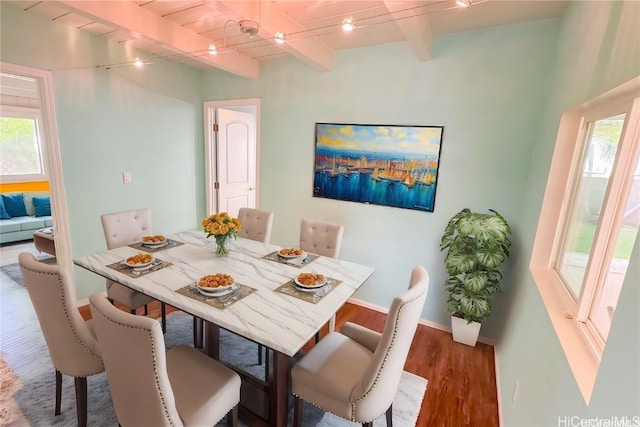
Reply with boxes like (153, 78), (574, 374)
(202, 212), (242, 240)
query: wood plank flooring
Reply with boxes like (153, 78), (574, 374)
(79, 301), (500, 427)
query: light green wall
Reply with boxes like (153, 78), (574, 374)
(202, 19), (560, 333)
(1, 5), (206, 298)
(497, 1), (640, 425)
(2, 1), (638, 421)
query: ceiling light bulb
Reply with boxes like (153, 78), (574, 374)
(275, 31), (286, 44)
(208, 44), (217, 55)
(134, 57), (144, 68)
(342, 17), (354, 31)
(455, 0), (472, 7)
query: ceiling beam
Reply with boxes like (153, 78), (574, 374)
(55, 0), (260, 79)
(383, 1), (433, 61)
(208, 0), (334, 72)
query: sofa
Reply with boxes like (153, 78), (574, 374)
(0, 191), (53, 244)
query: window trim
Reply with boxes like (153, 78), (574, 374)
(0, 105), (48, 183)
(530, 75), (640, 404)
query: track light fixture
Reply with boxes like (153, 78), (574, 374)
(342, 17), (355, 31)
(208, 44), (217, 55)
(275, 31), (286, 44)
(134, 57), (144, 68)
(455, 0), (472, 7)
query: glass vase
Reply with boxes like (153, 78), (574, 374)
(215, 236), (230, 256)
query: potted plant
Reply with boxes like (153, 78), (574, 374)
(440, 208), (511, 346)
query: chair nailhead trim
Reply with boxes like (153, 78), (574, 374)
(92, 304), (177, 427)
(350, 290), (426, 422)
(22, 265), (103, 367)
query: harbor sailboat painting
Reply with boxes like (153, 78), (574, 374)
(313, 123), (444, 212)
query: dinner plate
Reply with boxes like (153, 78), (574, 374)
(294, 277), (326, 290)
(141, 235), (167, 245)
(142, 240), (169, 248)
(196, 283), (237, 297)
(124, 256), (155, 269)
(278, 249), (306, 259)
(293, 281), (328, 293)
(132, 262), (158, 272)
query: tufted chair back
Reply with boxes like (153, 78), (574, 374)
(291, 266), (429, 426)
(237, 208), (274, 243)
(19, 252), (104, 427)
(89, 293), (182, 427)
(101, 208), (152, 249)
(18, 252), (103, 376)
(350, 266), (429, 421)
(299, 219), (344, 258)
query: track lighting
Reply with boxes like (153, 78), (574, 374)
(275, 31), (286, 44)
(455, 0), (472, 7)
(208, 44), (217, 55)
(342, 17), (354, 31)
(134, 57), (143, 68)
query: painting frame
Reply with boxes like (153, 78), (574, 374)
(312, 122), (444, 212)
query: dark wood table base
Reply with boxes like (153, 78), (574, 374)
(204, 322), (293, 427)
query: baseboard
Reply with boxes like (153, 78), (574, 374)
(347, 297), (496, 345)
(494, 346), (504, 427)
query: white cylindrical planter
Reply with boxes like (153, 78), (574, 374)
(451, 316), (481, 346)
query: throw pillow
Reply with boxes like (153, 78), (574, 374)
(0, 197), (10, 219)
(2, 193), (28, 217)
(32, 196), (51, 217)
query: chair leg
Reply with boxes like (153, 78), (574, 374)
(362, 423), (373, 427)
(74, 376), (88, 427)
(130, 308), (136, 315)
(227, 404), (238, 427)
(386, 404), (393, 427)
(265, 347), (270, 380)
(293, 396), (303, 427)
(315, 331), (320, 343)
(258, 344), (263, 364)
(144, 304), (148, 315)
(161, 302), (167, 333)
(55, 370), (62, 416)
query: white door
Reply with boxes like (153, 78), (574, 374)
(215, 108), (256, 217)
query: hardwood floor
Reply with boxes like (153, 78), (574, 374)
(3, 241), (499, 427)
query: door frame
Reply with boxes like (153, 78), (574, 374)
(0, 62), (72, 272)
(203, 98), (261, 215)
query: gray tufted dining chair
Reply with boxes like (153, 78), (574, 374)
(89, 293), (241, 427)
(18, 252), (104, 427)
(299, 218), (344, 258)
(100, 208), (167, 332)
(291, 266), (429, 427)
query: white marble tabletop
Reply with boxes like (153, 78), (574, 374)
(74, 229), (375, 357)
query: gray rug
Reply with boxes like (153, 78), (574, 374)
(0, 263), (427, 426)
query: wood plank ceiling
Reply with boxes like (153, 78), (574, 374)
(4, 0), (568, 79)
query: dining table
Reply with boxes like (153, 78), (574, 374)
(73, 229), (375, 427)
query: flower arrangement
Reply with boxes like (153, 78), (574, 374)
(201, 212), (242, 256)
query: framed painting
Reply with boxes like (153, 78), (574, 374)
(313, 123), (444, 212)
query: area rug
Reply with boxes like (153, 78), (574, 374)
(0, 264), (427, 426)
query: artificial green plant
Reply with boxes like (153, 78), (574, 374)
(440, 208), (512, 323)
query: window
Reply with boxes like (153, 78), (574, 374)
(1, 107), (46, 180)
(0, 72), (47, 183)
(531, 76), (640, 403)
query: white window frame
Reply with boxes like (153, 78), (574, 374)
(0, 105), (48, 183)
(530, 75), (640, 404)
